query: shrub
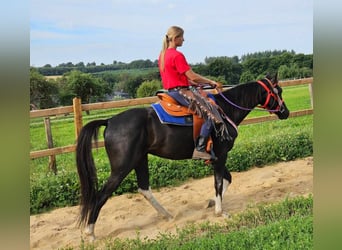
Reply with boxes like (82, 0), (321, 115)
(30, 169), (80, 214)
(136, 80), (162, 98)
(227, 130), (313, 172)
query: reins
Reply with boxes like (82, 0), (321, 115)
(217, 79), (283, 113)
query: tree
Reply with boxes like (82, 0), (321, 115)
(30, 68), (59, 108)
(76, 62), (85, 67)
(86, 62), (96, 67)
(207, 57), (242, 84)
(125, 75), (144, 98)
(239, 71), (255, 83)
(278, 64), (302, 80)
(136, 80), (162, 98)
(60, 70), (107, 105)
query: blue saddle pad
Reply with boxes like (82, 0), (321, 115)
(151, 103), (193, 126)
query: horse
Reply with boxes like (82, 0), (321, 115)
(75, 73), (289, 240)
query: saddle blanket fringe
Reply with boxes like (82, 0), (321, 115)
(179, 88), (231, 140)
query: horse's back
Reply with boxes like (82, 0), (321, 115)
(104, 106), (194, 160)
(105, 107), (152, 142)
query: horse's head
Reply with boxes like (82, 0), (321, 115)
(259, 73), (290, 119)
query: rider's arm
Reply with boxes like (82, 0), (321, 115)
(185, 69), (219, 88)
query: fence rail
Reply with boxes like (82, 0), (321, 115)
(30, 78), (313, 160)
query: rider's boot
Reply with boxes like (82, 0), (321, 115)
(192, 136), (213, 160)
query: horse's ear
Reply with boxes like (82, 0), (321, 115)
(273, 72), (278, 84)
(265, 72), (278, 84)
(265, 72), (272, 80)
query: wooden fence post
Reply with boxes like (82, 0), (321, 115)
(44, 117), (57, 174)
(308, 83), (313, 108)
(73, 97), (83, 139)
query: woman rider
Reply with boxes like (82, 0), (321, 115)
(158, 26), (221, 160)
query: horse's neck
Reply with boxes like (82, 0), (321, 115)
(219, 82), (260, 125)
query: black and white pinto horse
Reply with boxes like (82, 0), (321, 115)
(76, 73), (289, 240)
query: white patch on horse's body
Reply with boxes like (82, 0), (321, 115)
(138, 187), (173, 219)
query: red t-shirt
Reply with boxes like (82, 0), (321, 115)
(159, 48), (191, 90)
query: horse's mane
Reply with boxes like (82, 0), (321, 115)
(219, 81), (262, 108)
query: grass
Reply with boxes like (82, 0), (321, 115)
(246, 84), (311, 118)
(61, 195), (313, 249)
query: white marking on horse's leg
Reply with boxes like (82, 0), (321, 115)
(84, 223), (96, 241)
(215, 194), (222, 215)
(219, 179), (231, 217)
(208, 180), (230, 209)
(222, 179), (230, 196)
(138, 188), (173, 219)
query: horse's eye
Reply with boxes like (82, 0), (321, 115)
(273, 88), (278, 94)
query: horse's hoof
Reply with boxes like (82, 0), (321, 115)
(88, 234), (96, 242)
(84, 224), (96, 241)
(221, 211), (231, 219)
(206, 199), (215, 208)
(164, 213), (174, 221)
(83, 232), (96, 242)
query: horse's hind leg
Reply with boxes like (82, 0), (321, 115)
(135, 155), (173, 220)
(85, 171), (129, 240)
(138, 188), (173, 220)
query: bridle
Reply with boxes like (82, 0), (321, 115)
(256, 78), (284, 113)
(217, 78), (285, 113)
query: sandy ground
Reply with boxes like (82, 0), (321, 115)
(30, 157), (313, 249)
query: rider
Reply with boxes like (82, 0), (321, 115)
(158, 26), (220, 160)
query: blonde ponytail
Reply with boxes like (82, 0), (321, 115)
(159, 26), (184, 72)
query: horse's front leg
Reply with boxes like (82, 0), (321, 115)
(214, 177), (231, 215)
(212, 163), (232, 216)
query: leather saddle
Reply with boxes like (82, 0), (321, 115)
(154, 93), (213, 152)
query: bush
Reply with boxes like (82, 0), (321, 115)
(227, 130), (313, 172)
(30, 169), (80, 214)
(136, 80), (162, 98)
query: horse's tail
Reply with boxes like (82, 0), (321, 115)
(76, 119), (108, 227)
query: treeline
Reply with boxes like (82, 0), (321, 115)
(37, 59), (157, 76)
(30, 50), (313, 109)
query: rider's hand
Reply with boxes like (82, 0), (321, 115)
(211, 81), (223, 93)
(210, 81), (219, 88)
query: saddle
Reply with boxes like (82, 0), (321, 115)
(156, 93), (203, 137)
(153, 93), (213, 152)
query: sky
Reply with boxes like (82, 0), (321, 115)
(30, 0), (313, 67)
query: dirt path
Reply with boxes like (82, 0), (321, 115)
(30, 157), (313, 249)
